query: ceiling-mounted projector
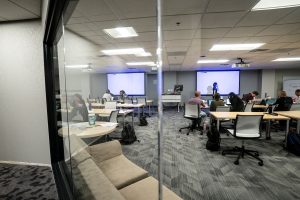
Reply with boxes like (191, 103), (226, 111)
(232, 58), (250, 68)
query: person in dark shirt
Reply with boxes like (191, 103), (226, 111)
(242, 91), (259, 103)
(228, 92), (244, 111)
(69, 94), (89, 122)
(274, 90), (293, 111)
(210, 93), (224, 111)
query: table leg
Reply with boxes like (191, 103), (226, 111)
(266, 120), (271, 140)
(177, 103), (180, 112)
(132, 112), (134, 127)
(148, 104), (151, 116)
(285, 119), (290, 148)
(138, 107), (140, 119)
(297, 120), (300, 134)
(217, 119), (220, 132)
(123, 114), (125, 127)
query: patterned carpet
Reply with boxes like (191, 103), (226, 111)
(0, 163), (58, 200)
(122, 110), (300, 200)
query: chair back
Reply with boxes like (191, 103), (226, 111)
(184, 103), (199, 118)
(244, 102), (254, 112)
(234, 115), (263, 138)
(137, 97), (146, 105)
(109, 110), (119, 123)
(290, 103), (300, 111)
(216, 106), (230, 112)
(124, 98), (133, 104)
(102, 98), (107, 104)
(105, 101), (117, 109)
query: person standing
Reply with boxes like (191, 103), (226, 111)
(102, 89), (113, 101)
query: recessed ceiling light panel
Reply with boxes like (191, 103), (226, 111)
(103, 27), (138, 38)
(126, 62), (156, 66)
(210, 43), (265, 51)
(197, 59), (229, 63)
(273, 57), (300, 61)
(101, 48), (145, 55)
(252, 0), (300, 11)
(65, 65), (89, 69)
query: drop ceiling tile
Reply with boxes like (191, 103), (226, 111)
(66, 24), (91, 32)
(76, 31), (98, 37)
(134, 32), (156, 42)
(236, 8), (294, 26)
(85, 35), (110, 45)
(166, 46), (189, 52)
(68, 17), (90, 24)
(76, 0), (113, 16)
(163, 14), (201, 31)
(168, 56), (185, 64)
(163, 0), (208, 15)
(244, 35), (280, 43)
(109, 0), (155, 18)
(164, 40), (191, 47)
(225, 26), (266, 37)
(206, 0), (258, 12)
(270, 34), (300, 43)
(0, 0), (37, 20)
(276, 8), (300, 24)
(164, 30), (196, 40)
(10, 0), (41, 16)
(257, 24), (300, 36)
(195, 28), (231, 39)
(218, 37), (248, 43)
(202, 12), (247, 28)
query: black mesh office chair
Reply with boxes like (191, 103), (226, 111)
(222, 115), (264, 166)
(179, 103), (203, 135)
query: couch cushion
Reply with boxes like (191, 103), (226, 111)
(98, 155), (148, 189)
(89, 140), (123, 163)
(73, 158), (126, 200)
(120, 177), (182, 200)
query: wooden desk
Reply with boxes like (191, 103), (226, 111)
(210, 112), (290, 143)
(91, 103), (105, 108)
(253, 105), (268, 109)
(58, 122), (117, 138)
(275, 111), (300, 133)
(92, 109), (134, 127)
(162, 94), (181, 112)
(117, 103), (144, 118)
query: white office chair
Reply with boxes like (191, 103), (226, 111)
(105, 101), (117, 109)
(216, 106), (230, 112)
(102, 98), (107, 104)
(179, 103), (202, 135)
(290, 103), (300, 111)
(222, 115), (263, 166)
(109, 110), (119, 123)
(244, 102), (254, 112)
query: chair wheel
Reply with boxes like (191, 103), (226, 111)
(234, 160), (239, 165)
(258, 161), (263, 166)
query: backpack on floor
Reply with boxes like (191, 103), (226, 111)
(121, 122), (137, 144)
(139, 115), (148, 126)
(287, 132), (300, 156)
(206, 125), (220, 151)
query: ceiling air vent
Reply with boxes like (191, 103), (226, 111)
(167, 51), (186, 56)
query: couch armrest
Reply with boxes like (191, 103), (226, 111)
(88, 140), (123, 163)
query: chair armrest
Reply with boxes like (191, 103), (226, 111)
(88, 140), (123, 163)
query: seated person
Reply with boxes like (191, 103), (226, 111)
(292, 89), (300, 103)
(210, 93), (225, 111)
(274, 90), (293, 111)
(102, 89), (113, 101)
(188, 91), (207, 129)
(69, 94), (89, 122)
(119, 90), (128, 101)
(242, 91), (259, 103)
(228, 92), (244, 111)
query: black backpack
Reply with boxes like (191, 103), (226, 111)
(139, 116), (148, 126)
(206, 125), (220, 151)
(287, 131), (300, 156)
(121, 122), (138, 144)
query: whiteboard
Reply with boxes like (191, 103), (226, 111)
(283, 79), (300, 96)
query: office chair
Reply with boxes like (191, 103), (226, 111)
(222, 115), (263, 166)
(109, 110), (119, 123)
(102, 98), (107, 104)
(105, 101), (117, 109)
(179, 103), (203, 135)
(244, 102), (254, 112)
(216, 106), (233, 132)
(290, 103), (300, 111)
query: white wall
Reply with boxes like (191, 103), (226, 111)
(0, 20), (50, 164)
(261, 69), (276, 98)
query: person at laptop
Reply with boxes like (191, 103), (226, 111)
(292, 89), (300, 103)
(188, 91), (207, 129)
(210, 93), (224, 111)
(274, 90), (293, 111)
(102, 89), (113, 101)
(228, 92), (244, 111)
(119, 90), (128, 101)
(242, 91), (259, 103)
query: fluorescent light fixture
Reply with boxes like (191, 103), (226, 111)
(197, 59), (229, 63)
(210, 43), (265, 51)
(252, 0), (300, 11)
(126, 62), (156, 66)
(101, 48), (145, 55)
(273, 57), (300, 62)
(65, 65), (89, 69)
(103, 27), (138, 38)
(136, 52), (152, 57)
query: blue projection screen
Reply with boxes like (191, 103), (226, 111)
(196, 71), (240, 95)
(107, 73), (145, 95)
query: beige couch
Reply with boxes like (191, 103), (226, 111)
(72, 140), (182, 200)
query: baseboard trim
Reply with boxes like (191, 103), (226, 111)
(0, 160), (51, 167)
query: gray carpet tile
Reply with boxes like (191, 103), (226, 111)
(0, 163), (58, 200)
(121, 110), (300, 200)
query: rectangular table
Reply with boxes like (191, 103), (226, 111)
(92, 109), (134, 127)
(162, 94), (182, 112)
(117, 103), (144, 119)
(275, 111), (300, 133)
(210, 112), (290, 146)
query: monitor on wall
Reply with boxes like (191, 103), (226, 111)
(107, 73), (145, 96)
(196, 71), (240, 95)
